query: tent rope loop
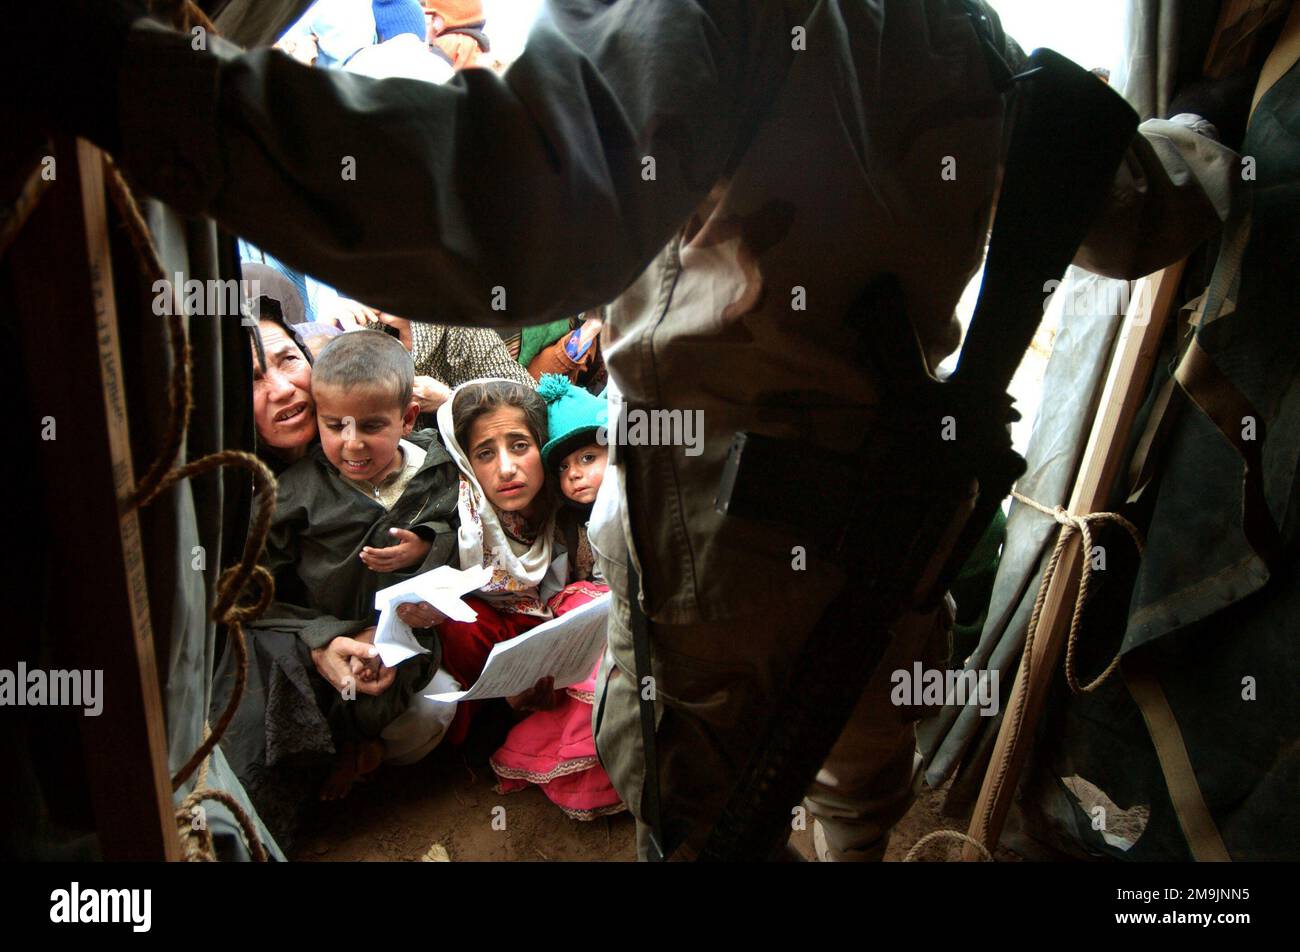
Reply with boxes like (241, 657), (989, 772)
(176, 787), (270, 862)
(1009, 489), (1145, 695)
(970, 490), (1145, 856)
(903, 829), (994, 862)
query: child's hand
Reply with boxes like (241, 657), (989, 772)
(396, 601), (445, 629)
(347, 626), (381, 682)
(506, 676), (558, 713)
(349, 653), (380, 683)
(361, 528), (431, 573)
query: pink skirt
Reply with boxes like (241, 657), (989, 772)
(489, 582), (625, 820)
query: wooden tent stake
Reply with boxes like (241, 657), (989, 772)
(964, 261), (1186, 860)
(6, 137), (179, 860)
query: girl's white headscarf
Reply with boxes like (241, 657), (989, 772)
(437, 379), (555, 617)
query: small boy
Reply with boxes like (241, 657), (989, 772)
(537, 374), (609, 582)
(261, 330), (462, 796)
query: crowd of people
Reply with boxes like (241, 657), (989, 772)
(225, 290), (618, 845)
(213, 0), (622, 848)
(22, 0), (1245, 863)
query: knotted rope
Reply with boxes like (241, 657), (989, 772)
(903, 829), (993, 863)
(175, 725), (270, 862)
(1008, 489), (1144, 695)
(102, 3), (276, 860)
(914, 490), (1144, 861)
(106, 156), (276, 860)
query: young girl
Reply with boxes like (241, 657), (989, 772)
(487, 375), (620, 819)
(396, 379), (622, 821)
(398, 379), (560, 744)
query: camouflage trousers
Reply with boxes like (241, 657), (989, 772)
(593, 586), (952, 861)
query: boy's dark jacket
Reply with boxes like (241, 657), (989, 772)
(262, 427), (460, 653)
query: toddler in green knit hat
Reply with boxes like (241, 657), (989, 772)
(538, 374), (609, 510)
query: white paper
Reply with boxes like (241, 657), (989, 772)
(427, 594), (610, 703)
(372, 563), (494, 667)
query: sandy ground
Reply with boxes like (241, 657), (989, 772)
(292, 704), (1021, 863)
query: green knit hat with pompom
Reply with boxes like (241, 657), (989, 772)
(538, 374), (608, 467)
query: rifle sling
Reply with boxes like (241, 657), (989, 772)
(627, 558), (667, 861)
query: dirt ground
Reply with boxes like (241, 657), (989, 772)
(292, 703), (1021, 862)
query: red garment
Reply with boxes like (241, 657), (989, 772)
(439, 596), (545, 746)
(489, 583), (625, 820)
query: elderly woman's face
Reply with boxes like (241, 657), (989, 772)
(251, 320), (316, 451)
(467, 407), (546, 518)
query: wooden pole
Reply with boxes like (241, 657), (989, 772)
(7, 137), (180, 860)
(964, 262), (1186, 860)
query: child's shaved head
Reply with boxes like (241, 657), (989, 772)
(311, 329), (414, 408)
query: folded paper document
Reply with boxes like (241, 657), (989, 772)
(428, 594), (609, 703)
(373, 564), (494, 667)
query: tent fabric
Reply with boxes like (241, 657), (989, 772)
(918, 0), (1230, 820)
(916, 268), (1129, 788)
(213, 0), (317, 49)
(131, 184), (286, 863)
(926, 33), (1300, 861)
(1113, 0), (1185, 121)
(1113, 0), (1224, 122)
(127, 0), (320, 862)
(1039, 55), (1300, 859)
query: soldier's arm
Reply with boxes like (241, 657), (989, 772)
(969, 0), (1237, 281)
(1074, 112), (1239, 279)
(102, 2), (796, 326)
